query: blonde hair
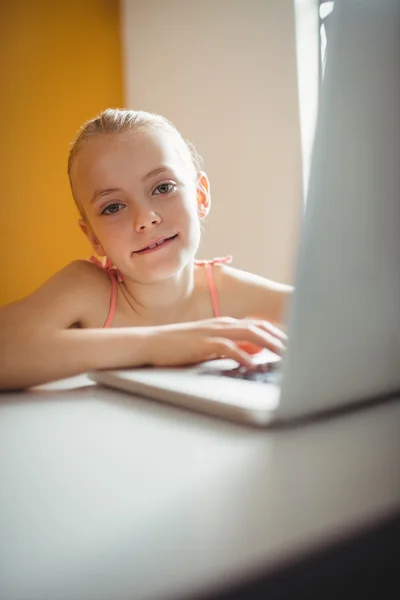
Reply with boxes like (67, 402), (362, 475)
(68, 108), (203, 213)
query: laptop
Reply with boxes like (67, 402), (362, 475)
(89, 0), (400, 426)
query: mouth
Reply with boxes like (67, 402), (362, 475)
(133, 234), (178, 255)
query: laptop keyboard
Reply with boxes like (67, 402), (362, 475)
(219, 361), (282, 384)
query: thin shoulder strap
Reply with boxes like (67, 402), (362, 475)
(88, 256), (121, 328)
(195, 256), (232, 318)
(103, 270), (117, 328)
(204, 263), (221, 317)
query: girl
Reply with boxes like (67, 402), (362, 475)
(0, 109), (292, 390)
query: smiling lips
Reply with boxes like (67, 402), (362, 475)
(133, 234), (178, 254)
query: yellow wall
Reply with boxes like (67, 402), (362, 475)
(0, 0), (123, 305)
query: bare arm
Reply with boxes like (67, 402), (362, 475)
(217, 266), (294, 327)
(0, 261), (118, 389)
(0, 262), (286, 390)
(0, 325), (155, 390)
(0, 320), (286, 390)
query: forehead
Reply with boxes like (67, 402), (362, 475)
(71, 128), (192, 203)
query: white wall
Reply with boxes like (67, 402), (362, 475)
(121, 0), (303, 283)
(294, 0), (320, 199)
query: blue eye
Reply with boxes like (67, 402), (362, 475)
(102, 203), (124, 215)
(153, 183), (175, 195)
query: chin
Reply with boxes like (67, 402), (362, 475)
(131, 250), (195, 284)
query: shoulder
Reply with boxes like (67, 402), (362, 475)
(214, 264), (293, 325)
(60, 259), (111, 291)
(33, 259), (111, 303)
(0, 260), (112, 330)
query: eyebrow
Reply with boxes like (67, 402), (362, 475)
(90, 188), (122, 205)
(142, 166), (173, 181)
(90, 167), (175, 205)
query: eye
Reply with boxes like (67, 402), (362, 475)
(101, 203), (125, 215)
(153, 182), (175, 195)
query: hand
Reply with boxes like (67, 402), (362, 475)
(141, 317), (287, 369)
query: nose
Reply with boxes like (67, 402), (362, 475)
(133, 206), (161, 232)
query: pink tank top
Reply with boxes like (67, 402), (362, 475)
(88, 255), (232, 328)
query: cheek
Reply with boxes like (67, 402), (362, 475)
(186, 211), (202, 247)
(167, 193), (197, 225)
(178, 203), (201, 237)
(90, 218), (128, 251)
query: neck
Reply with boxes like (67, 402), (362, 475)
(120, 262), (197, 325)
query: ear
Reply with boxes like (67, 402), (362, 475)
(78, 218), (106, 257)
(196, 171), (211, 219)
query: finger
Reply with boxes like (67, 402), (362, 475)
(236, 341), (264, 355)
(247, 319), (288, 341)
(212, 325), (285, 355)
(210, 317), (287, 342)
(207, 338), (255, 369)
(246, 328), (285, 355)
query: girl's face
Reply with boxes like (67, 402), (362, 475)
(71, 128), (209, 283)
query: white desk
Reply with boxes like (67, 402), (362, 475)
(1, 376), (399, 600)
